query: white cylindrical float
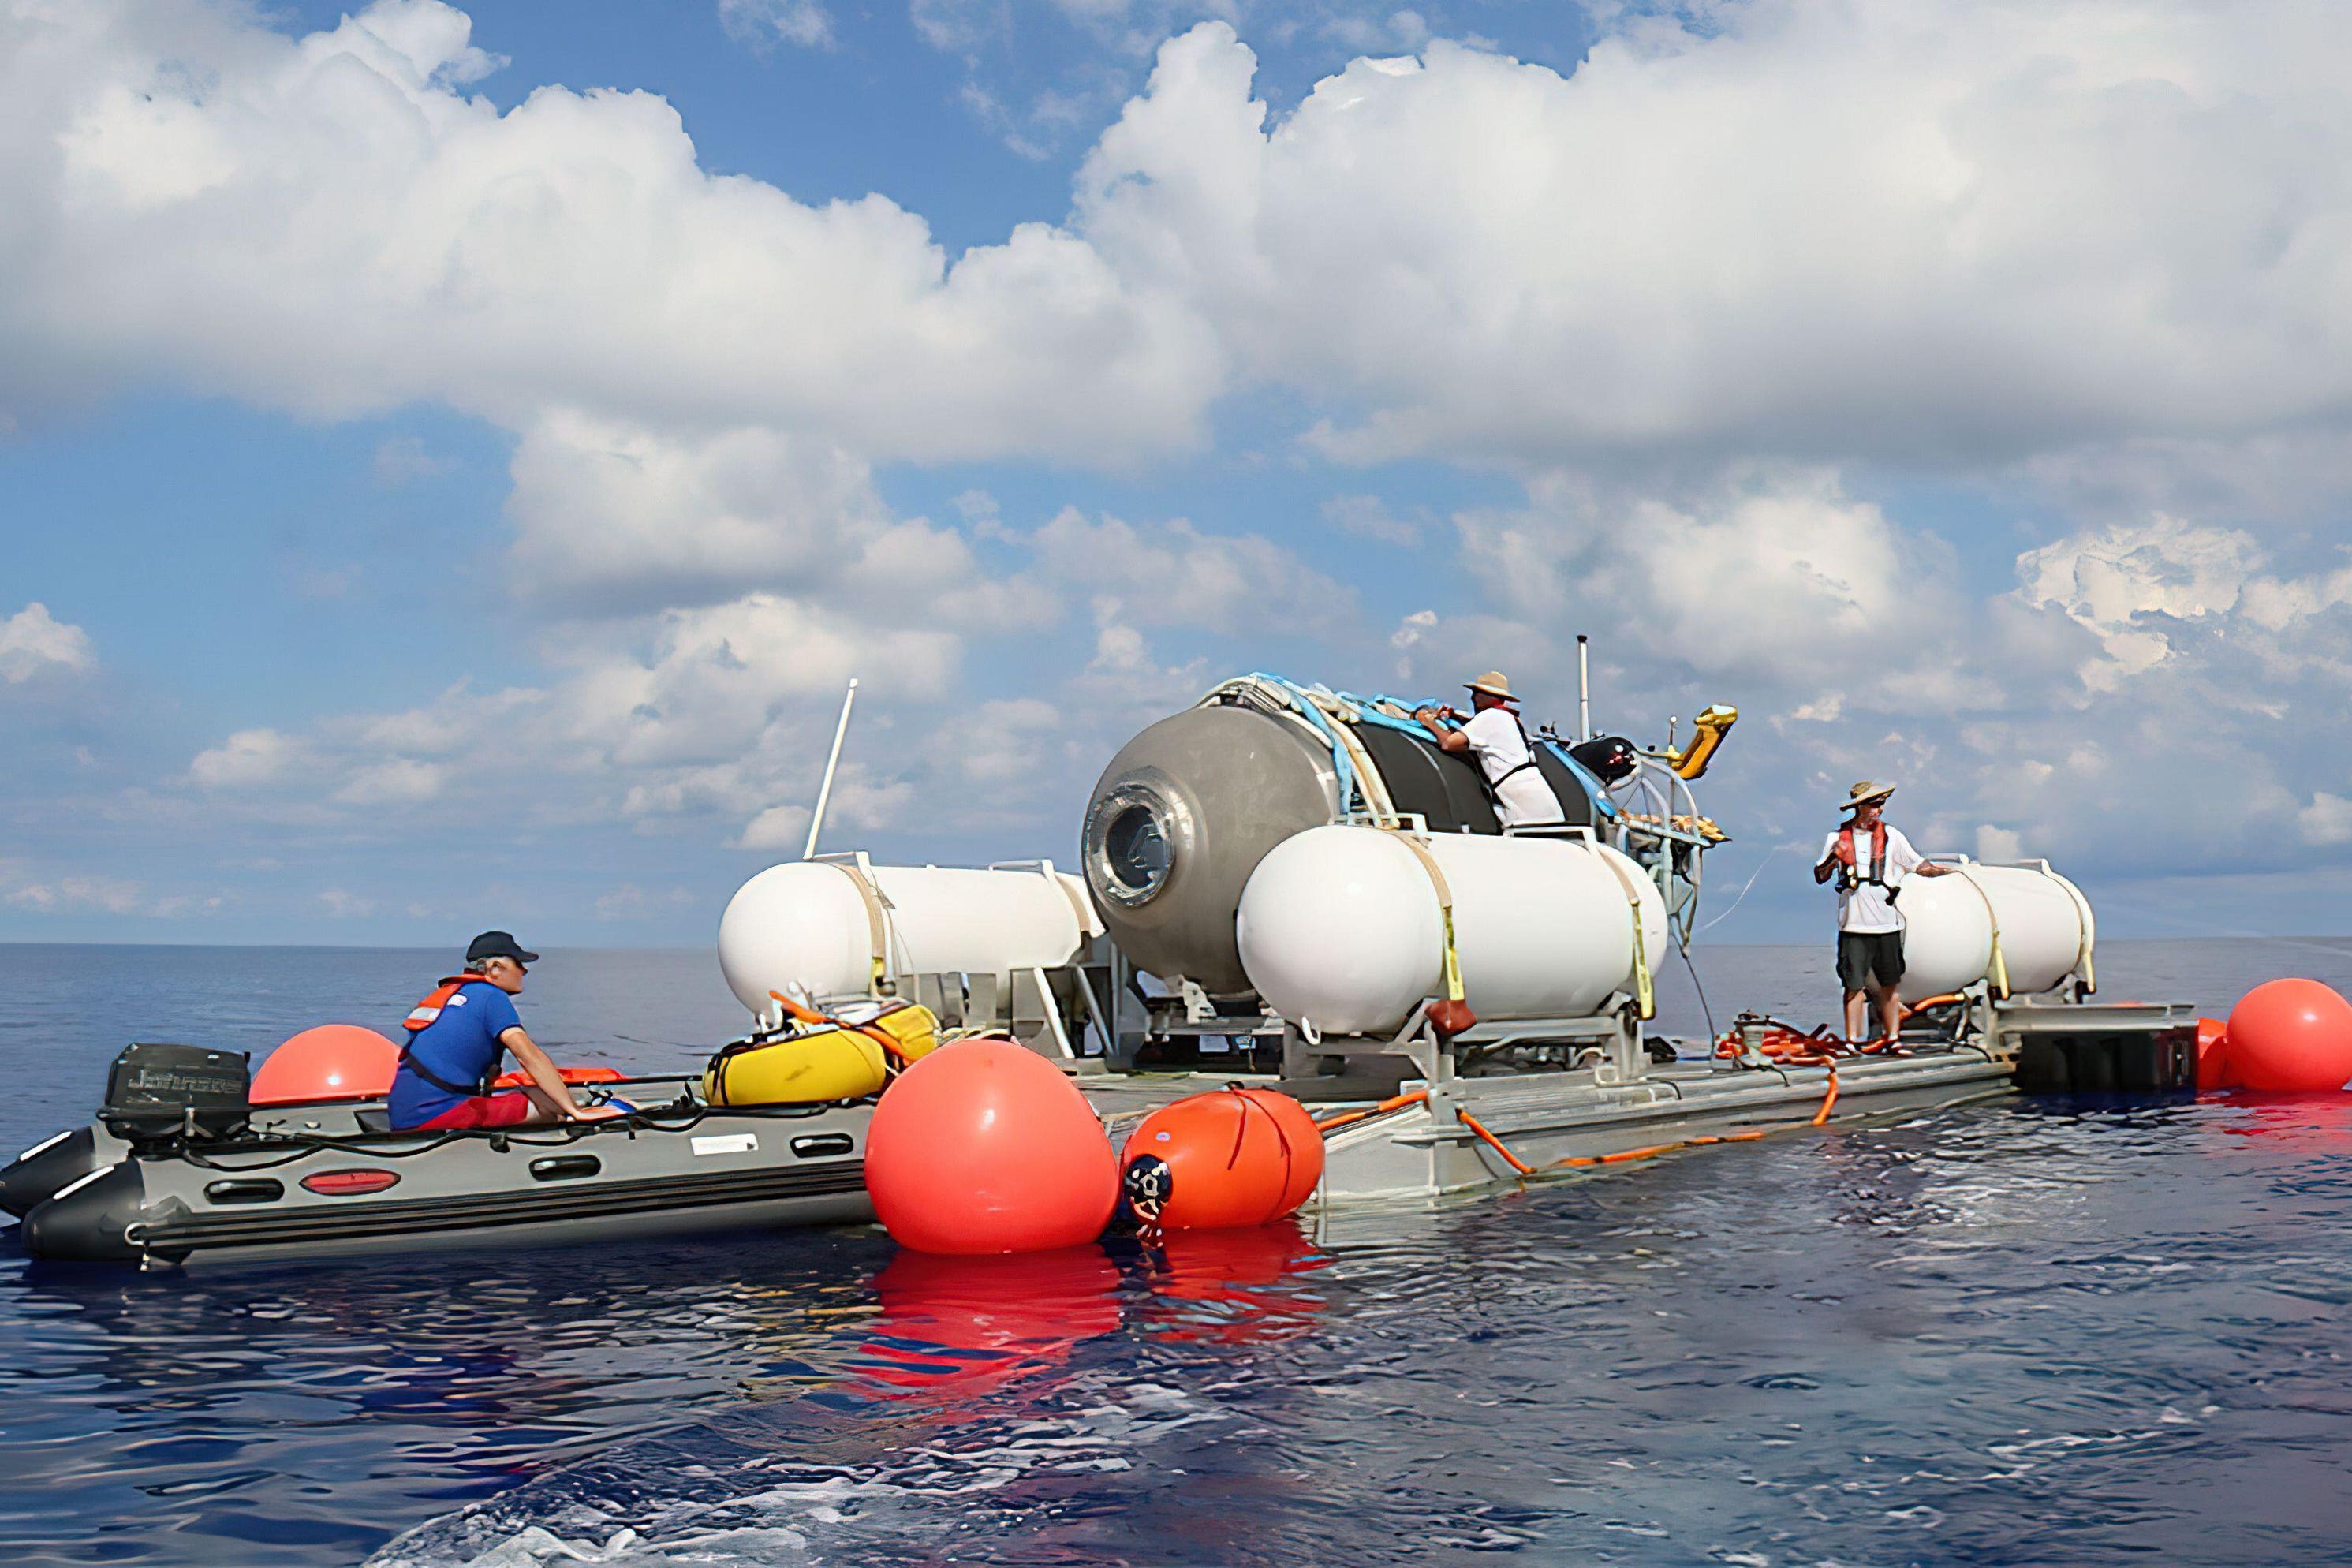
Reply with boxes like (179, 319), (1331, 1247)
(1895, 860), (2096, 1002)
(718, 858), (1102, 1013)
(1235, 825), (1669, 1037)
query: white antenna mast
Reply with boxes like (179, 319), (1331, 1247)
(803, 677), (859, 860)
(1577, 634), (1592, 742)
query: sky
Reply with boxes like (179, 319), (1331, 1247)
(6, 0), (2352, 949)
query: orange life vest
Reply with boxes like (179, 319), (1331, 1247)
(403, 976), (485, 1033)
(1834, 822), (1891, 890)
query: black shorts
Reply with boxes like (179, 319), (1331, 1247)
(1838, 931), (1905, 991)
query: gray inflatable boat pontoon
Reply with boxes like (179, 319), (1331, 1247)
(2, 1046), (874, 1269)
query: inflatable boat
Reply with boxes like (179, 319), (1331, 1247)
(1, 1006), (941, 1268)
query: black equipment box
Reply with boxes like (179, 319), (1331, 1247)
(102, 1043), (250, 1143)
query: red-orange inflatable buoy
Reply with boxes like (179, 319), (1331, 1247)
(2226, 980), (2352, 1093)
(865, 1037), (1118, 1255)
(2194, 1017), (2234, 1091)
(1120, 1088), (1325, 1231)
(249, 1025), (400, 1105)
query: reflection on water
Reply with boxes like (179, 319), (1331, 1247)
(850, 1245), (1126, 1405)
(372, 1099), (2352, 1568)
(8, 942), (2352, 1563)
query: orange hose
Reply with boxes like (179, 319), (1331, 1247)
(1454, 1110), (1536, 1175)
(767, 990), (909, 1066)
(1338, 1068), (1839, 1184)
(1312, 1089), (1428, 1134)
(1902, 993), (1966, 1019)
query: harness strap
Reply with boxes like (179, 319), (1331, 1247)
(1943, 861), (2013, 999)
(1587, 846), (1658, 1021)
(398, 1049), (494, 1099)
(1382, 828), (1465, 1005)
(1836, 823), (1894, 889)
(821, 860), (894, 996)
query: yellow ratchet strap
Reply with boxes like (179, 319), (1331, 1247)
(1590, 846), (1657, 1021)
(824, 860), (893, 996)
(1383, 829), (1465, 1003)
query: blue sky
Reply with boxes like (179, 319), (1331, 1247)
(6, 0), (2352, 948)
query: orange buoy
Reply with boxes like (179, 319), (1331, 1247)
(864, 1037), (1118, 1255)
(249, 1025), (400, 1105)
(2225, 980), (2352, 1093)
(1119, 1088), (1325, 1231)
(2194, 1017), (2234, 1091)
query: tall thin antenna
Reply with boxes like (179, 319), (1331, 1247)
(803, 677), (859, 860)
(1577, 635), (1592, 742)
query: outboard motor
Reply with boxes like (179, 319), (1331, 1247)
(99, 1043), (250, 1147)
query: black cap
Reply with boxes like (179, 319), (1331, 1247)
(465, 931), (539, 965)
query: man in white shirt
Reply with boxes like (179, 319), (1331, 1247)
(1814, 781), (1953, 1045)
(1413, 670), (1566, 830)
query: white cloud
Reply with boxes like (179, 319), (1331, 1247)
(372, 435), (452, 487)
(719, 0), (836, 51)
(1459, 469), (1968, 696)
(1027, 506), (1359, 637)
(6, 1), (1220, 463)
(318, 888), (376, 917)
(735, 803), (812, 852)
(0, 862), (147, 915)
(2017, 515), (2262, 685)
(1077, 11), (2352, 466)
(2301, 794), (2352, 848)
(189, 728), (309, 788)
(503, 412), (990, 616)
(1323, 492), (1417, 547)
(0, 603), (94, 682)
(177, 591), (961, 847)
(334, 758), (446, 806)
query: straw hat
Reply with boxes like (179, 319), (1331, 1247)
(1464, 670), (1517, 704)
(1842, 779), (1895, 814)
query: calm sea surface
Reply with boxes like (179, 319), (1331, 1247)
(3, 940), (2352, 1566)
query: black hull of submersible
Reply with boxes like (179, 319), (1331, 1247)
(0, 1126), (99, 1219)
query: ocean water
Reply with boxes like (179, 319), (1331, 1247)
(2, 940), (2350, 1566)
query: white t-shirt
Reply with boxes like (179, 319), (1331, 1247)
(1460, 707), (1566, 829)
(1820, 823), (1923, 934)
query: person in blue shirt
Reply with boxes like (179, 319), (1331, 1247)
(387, 932), (598, 1130)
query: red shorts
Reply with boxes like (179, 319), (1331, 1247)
(416, 1092), (538, 1129)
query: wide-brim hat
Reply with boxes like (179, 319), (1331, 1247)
(1841, 780), (1895, 814)
(1465, 670), (1518, 704)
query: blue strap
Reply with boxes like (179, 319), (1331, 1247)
(1241, 673), (1361, 815)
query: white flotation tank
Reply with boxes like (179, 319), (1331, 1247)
(718, 858), (1103, 1013)
(1235, 825), (1669, 1037)
(1895, 859), (2096, 1002)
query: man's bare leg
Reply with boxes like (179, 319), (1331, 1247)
(1873, 986), (1902, 1044)
(1845, 988), (1870, 1043)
